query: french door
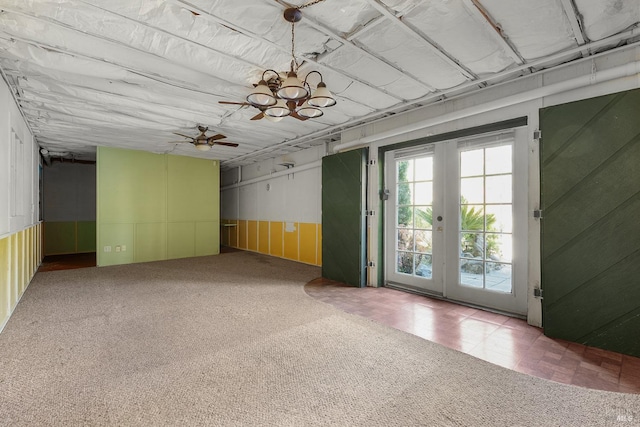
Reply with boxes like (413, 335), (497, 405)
(385, 130), (528, 315)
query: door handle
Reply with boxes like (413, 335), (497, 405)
(436, 215), (443, 222)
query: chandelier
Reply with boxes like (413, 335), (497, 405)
(246, 6), (336, 120)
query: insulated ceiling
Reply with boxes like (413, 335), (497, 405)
(0, 0), (638, 168)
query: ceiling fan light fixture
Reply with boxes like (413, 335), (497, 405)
(247, 80), (277, 106)
(195, 143), (211, 152)
(297, 100), (323, 118)
(264, 99), (292, 117)
(277, 71), (308, 101)
(308, 81), (336, 108)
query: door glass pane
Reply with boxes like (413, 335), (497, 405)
(397, 251), (414, 274)
(485, 145), (512, 174)
(460, 205), (484, 232)
(414, 182), (433, 205)
(397, 182), (413, 205)
(414, 206), (432, 229)
(397, 229), (414, 251)
(414, 230), (432, 253)
(460, 149), (483, 177)
(397, 160), (413, 182)
(415, 157), (433, 181)
(486, 233), (512, 262)
(485, 263), (512, 292)
(461, 177), (484, 204)
(395, 155), (435, 279)
(415, 254), (432, 278)
(459, 143), (513, 293)
(486, 204), (512, 233)
(397, 205), (413, 227)
(485, 175), (512, 203)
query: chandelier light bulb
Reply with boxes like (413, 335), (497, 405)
(277, 71), (308, 101)
(264, 99), (291, 118)
(308, 82), (336, 108)
(297, 100), (323, 118)
(247, 80), (277, 106)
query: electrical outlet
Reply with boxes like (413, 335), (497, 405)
(104, 246), (111, 252)
(121, 245), (126, 252)
(115, 246), (121, 252)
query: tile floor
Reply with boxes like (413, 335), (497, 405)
(305, 278), (640, 394)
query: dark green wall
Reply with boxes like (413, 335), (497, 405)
(540, 88), (640, 357)
(322, 149), (367, 287)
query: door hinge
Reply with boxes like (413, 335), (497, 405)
(367, 159), (376, 166)
(365, 210), (375, 216)
(533, 129), (541, 141)
(534, 288), (543, 299)
(367, 261), (375, 267)
(533, 209), (542, 219)
(380, 188), (390, 201)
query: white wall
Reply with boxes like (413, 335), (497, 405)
(0, 77), (39, 239)
(221, 146), (324, 224)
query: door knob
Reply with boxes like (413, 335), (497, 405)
(437, 215), (443, 222)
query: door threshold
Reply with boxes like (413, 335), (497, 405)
(385, 282), (526, 320)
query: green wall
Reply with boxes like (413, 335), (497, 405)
(44, 221), (96, 255)
(540, 88), (640, 358)
(97, 147), (219, 266)
(321, 148), (367, 287)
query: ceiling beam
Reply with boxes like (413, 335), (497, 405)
(172, 0), (408, 102)
(363, 0), (477, 81)
(462, 0), (525, 66)
(559, 0), (590, 57)
(270, 0), (436, 93)
(0, 7), (245, 97)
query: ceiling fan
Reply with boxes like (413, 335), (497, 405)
(171, 126), (239, 151)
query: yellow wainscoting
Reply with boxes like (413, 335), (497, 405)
(299, 223), (317, 265)
(269, 221), (284, 257)
(221, 219), (321, 266)
(0, 236), (9, 329)
(283, 222), (299, 261)
(247, 221), (258, 252)
(237, 220), (247, 250)
(0, 224), (43, 333)
(258, 221), (269, 254)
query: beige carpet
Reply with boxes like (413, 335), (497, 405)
(0, 252), (637, 426)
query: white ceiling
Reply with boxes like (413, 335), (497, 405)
(0, 0), (639, 168)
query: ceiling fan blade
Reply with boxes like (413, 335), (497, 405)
(290, 111), (309, 121)
(219, 101), (252, 106)
(250, 112), (264, 121)
(215, 141), (239, 147)
(173, 132), (194, 139)
(207, 133), (226, 141)
(167, 141), (190, 144)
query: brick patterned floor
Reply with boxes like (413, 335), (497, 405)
(305, 278), (640, 394)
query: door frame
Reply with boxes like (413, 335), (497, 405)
(382, 127), (529, 315)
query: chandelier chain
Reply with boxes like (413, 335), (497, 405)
(290, 21), (299, 70)
(299, 0), (326, 10)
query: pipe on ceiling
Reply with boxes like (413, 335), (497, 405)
(333, 59), (640, 153)
(221, 160), (321, 191)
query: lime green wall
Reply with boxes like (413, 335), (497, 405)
(43, 221), (96, 255)
(97, 147), (219, 267)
